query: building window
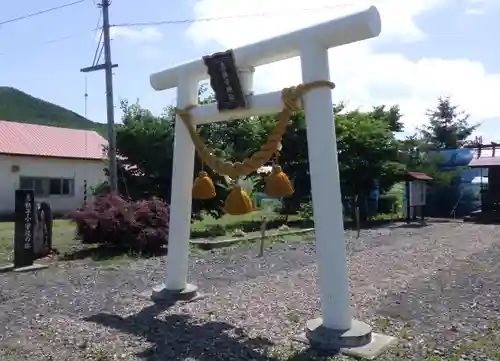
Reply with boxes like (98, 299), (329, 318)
(62, 179), (72, 195)
(49, 179), (62, 195)
(19, 177), (48, 196)
(19, 177), (74, 196)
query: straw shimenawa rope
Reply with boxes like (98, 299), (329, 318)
(176, 80), (335, 179)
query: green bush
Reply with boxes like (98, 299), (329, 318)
(378, 183), (404, 214)
(371, 212), (399, 221)
(191, 224), (227, 239)
(298, 201), (314, 221)
(378, 194), (399, 214)
(89, 181), (110, 197)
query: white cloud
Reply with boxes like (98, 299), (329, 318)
(186, 0), (500, 138)
(110, 26), (163, 43)
(464, 0), (498, 14)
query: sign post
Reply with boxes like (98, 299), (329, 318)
(203, 50), (247, 111)
(0, 190), (49, 273)
(405, 172), (432, 223)
(14, 189), (35, 268)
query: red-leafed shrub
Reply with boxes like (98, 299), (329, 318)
(70, 194), (170, 251)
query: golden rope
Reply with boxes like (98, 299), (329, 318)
(176, 80), (335, 179)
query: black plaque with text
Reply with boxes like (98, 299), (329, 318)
(203, 50), (247, 111)
(14, 189), (35, 268)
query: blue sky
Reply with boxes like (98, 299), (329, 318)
(1, 0), (499, 140)
(1, 0), (197, 122)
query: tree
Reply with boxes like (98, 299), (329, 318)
(371, 105), (405, 132)
(335, 107), (406, 219)
(114, 99), (230, 220)
(278, 103), (405, 218)
(114, 100), (175, 201)
(399, 135), (459, 186)
(114, 86), (272, 220)
(418, 96), (479, 149)
(115, 88), (406, 222)
(192, 84), (271, 163)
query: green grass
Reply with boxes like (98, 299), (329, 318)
(0, 208), (400, 266)
(0, 220), (75, 265)
(190, 210), (307, 241)
(0, 219), (73, 232)
(0, 209), (400, 266)
(191, 211), (271, 234)
(193, 211), (271, 229)
(0, 211), (303, 266)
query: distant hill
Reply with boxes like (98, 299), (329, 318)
(0, 86), (107, 135)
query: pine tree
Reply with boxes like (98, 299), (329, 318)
(419, 96), (479, 149)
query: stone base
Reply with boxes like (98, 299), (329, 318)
(0, 264), (14, 272)
(138, 283), (205, 303)
(0, 263), (48, 273)
(294, 318), (397, 359)
(342, 332), (398, 360)
(306, 318), (372, 349)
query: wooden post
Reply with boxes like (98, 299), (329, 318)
(405, 180), (411, 224)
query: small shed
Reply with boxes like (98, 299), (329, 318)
(404, 171), (433, 223)
(468, 143), (500, 214)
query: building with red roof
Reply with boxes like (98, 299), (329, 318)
(0, 120), (108, 218)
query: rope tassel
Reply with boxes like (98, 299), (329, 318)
(192, 171), (216, 200)
(265, 165), (294, 198)
(225, 185), (254, 215)
(177, 80), (335, 215)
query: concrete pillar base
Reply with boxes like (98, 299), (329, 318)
(294, 318), (397, 359)
(306, 318), (372, 349)
(139, 283), (203, 303)
(0, 263), (48, 273)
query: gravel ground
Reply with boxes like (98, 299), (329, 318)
(1, 221), (500, 360)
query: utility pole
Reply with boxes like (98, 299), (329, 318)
(81, 0), (118, 194)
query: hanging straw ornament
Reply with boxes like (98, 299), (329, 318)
(192, 169), (216, 200)
(225, 184), (254, 215)
(176, 81), (335, 208)
(265, 165), (294, 198)
(264, 150), (294, 198)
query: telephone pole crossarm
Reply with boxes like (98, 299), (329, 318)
(80, 64), (117, 73)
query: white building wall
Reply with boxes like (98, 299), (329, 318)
(0, 155), (106, 218)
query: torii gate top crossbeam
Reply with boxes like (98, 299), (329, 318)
(150, 5), (381, 91)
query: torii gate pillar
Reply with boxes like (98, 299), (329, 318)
(148, 5), (397, 357)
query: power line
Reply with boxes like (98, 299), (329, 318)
(92, 10), (104, 66)
(0, 0), (85, 26)
(93, 8), (103, 39)
(0, 4), (356, 56)
(112, 3), (355, 28)
(94, 41), (105, 65)
(0, 13), (103, 57)
(92, 31), (104, 66)
(0, 29), (93, 57)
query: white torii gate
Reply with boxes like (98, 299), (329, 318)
(149, 5), (395, 355)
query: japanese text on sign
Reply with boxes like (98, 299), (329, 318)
(203, 49), (246, 111)
(24, 194), (32, 250)
(219, 62), (236, 102)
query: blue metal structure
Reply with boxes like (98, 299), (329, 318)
(403, 148), (487, 217)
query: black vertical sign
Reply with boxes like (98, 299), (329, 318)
(203, 50), (247, 111)
(14, 189), (35, 268)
